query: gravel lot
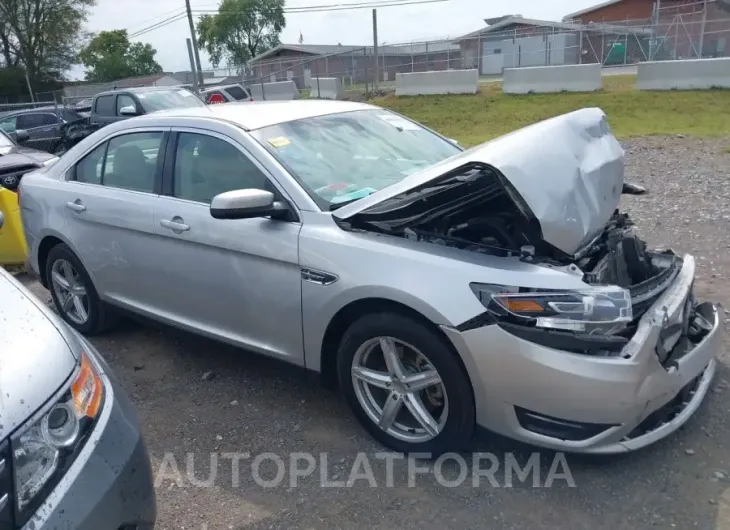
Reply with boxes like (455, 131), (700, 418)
(20, 135), (730, 530)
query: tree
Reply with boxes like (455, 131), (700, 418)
(79, 30), (163, 83)
(197, 0), (285, 69)
(0, 0), (95, 81)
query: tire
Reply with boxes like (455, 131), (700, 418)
(337, 312), (475, 455)
(45, 243), (116, 335)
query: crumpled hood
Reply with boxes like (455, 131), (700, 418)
(334, 107), (625, 255)
(0, 270), (79, 440)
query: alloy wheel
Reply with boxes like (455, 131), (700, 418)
(50, 259), (89, 325)
(351, 336), (448, 443)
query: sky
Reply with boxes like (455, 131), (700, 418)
(69, 0), (603, 80)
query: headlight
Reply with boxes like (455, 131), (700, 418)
(11, 351), (104, 523)
(470, 283), (633, 335)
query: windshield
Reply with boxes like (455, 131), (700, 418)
(250, 109), (461, 208)
(137, 89), (205, 112)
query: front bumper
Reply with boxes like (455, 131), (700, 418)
(24, 338), (156, 530)
(442, 254), (724, 454)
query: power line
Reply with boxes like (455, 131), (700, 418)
(128, 0), (449, 38)
(123, 7), (186, 31)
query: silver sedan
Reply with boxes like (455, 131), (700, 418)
(19, 101), (723, 454)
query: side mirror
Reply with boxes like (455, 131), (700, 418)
(210, 189), (288, 220)
(119, 105), (138, 116)
(14, 129), (30, 144)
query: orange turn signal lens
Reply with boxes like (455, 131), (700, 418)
(498, 298), (545, 313)
(71, 352), (104, 419)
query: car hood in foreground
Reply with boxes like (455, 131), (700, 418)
(0, 145), (57, 166)
(0, 270), (78, 440)
(333, 107), (625, 255)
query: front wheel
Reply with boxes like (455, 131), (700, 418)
(337, 312), (475, 455)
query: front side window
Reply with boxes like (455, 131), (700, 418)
(173, 132), (269, 204)
(137, 89), (205, 112)
(250, 109), (461, 208)
(73, 132), (164, 192)
(116, 94), (137, 115)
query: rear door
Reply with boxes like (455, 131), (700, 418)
(60, 127), (170, 309)
(16, 112), (61, 152)
(149, 127), (304, 363)
(90, 94), (117, 127)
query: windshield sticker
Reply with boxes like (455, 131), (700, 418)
(329, 187), (377, 204)
(376, 114), (421, 131)
(267, 136), (291, 148)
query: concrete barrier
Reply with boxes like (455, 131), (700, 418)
(503, 64), (601, 94)
(395, 69), (478, 96)
(310, 77), (343, 99)
(249, 81), (299, 100)
(637, 58), (730, 90)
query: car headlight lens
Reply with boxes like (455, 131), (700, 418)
(470, 283), (633, 335)
(12, 351), (104, 519)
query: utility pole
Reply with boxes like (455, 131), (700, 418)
(185, 0), (205, 86)
(186, 39), (200, 95)
(372, 8), (379, 89)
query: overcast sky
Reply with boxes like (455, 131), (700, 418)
(70, 0), (601, 79)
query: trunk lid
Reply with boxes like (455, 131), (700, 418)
(333, 107), (625, 255)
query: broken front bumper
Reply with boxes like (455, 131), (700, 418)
(442, 255), (723, 454)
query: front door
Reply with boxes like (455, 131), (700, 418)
(150, 129), (304, 364)
(61, 128), (169, 309)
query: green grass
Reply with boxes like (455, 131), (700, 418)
(373, 76), (730, 147)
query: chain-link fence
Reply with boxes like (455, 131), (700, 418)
(232, 0), (729, 99)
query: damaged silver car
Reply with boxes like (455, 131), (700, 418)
(19, 101), (723, 455)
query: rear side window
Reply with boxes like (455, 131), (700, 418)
(75, 143), (106, 184)
(73, 132), (165, 193)
(17, 113), (58, 128)
(224, 85), (249, 100)
(94, 95), (115, 116)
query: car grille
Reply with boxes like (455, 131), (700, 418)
(0, 439), (13, 530)
(514, 406), (618, 441)
(0, 165), (39, 192)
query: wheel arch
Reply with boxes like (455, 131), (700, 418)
(318, 297), (471, 392)
(36, 232), (88, 288)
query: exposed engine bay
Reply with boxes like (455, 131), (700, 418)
(338, 164), (685, 327)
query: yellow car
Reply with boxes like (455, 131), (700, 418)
(0, 128), (58, 266)
(0, 187), (28, 265)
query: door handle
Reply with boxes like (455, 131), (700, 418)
(160, 219), (190, 232)
(65, 200), (86, 212)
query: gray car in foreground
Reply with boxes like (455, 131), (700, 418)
(18, 101), (723, 455)
(0, 220), (156, 528)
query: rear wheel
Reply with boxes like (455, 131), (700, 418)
(337, 312), (475, 454)
(45, 243), (116, 335)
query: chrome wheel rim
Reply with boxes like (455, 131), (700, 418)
(351, 336), (448, 443)
(50, 259), (89, 325)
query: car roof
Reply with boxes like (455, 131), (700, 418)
(133, 100), (375, 130)
(200, 84), (245, 92)
(1, 105), (64, 116)
(95, 86), (189, 97)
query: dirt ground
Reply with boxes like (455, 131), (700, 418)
(20, 135), (730, 530)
